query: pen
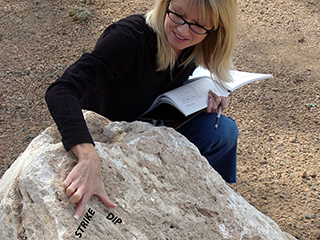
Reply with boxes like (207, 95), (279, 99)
(214, 105), (222, 130)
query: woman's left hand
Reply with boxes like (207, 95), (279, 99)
(205, 90), (229, 113)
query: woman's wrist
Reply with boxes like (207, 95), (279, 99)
(71, 143), (96, 161)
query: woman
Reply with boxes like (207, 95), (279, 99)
(45, 0), (238, 220)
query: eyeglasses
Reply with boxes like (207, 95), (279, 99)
(166, 2), (214, 35)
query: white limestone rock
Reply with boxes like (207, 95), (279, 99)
(0, 111), (295, 240)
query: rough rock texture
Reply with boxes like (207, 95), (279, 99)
(0, 111), (295, 240)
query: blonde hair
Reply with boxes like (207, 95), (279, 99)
(145, 0), (237, 83)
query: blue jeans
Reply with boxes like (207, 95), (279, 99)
(177, 112), (238, 183)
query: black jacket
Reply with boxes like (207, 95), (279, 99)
(45, 15), (196, 150)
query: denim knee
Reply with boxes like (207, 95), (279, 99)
(202, 115), (239, 156)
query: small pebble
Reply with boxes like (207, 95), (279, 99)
(305, 214), (315, 219)
(302, 171), (308, 178)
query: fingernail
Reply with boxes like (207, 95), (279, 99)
(74, 214), (79, 220)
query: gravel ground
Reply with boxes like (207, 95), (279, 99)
(1, 0), (319, 239)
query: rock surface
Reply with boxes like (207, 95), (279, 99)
(0, 111), (295, 239)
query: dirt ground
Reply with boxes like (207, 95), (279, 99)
(0, 0), (319, 239)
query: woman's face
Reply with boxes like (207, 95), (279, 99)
(164, 0), (213, 57)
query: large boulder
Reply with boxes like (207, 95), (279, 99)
(0, 111), (295, 239)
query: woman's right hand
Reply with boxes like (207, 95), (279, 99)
(63, 143), (116, 220)
(206, 90), (229, 113)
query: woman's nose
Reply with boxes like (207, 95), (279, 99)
(176, 23), (191, 35)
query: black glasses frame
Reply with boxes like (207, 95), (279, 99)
(166, 2), (214, 35)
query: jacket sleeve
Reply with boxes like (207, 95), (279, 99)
(45, 21), (143, 151)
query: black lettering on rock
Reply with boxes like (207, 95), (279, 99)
(74, 208), (96, 238)
(106, 213), (115, 220)
(106, 212), (123, 225)
(75, 230), (82, 238)
(115, 218), (122, 224)
(83, 216), (89, 224)
(88, 207), (95, 216)
(80, 221), (88, 229)
(112, 216), (118, 223)
(85, 212), (93, 221)
(77, 226), (85, 232)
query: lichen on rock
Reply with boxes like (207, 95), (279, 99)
(69, 6), (91, 22)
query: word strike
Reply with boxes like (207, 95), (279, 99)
(75, 207), (95, 238)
